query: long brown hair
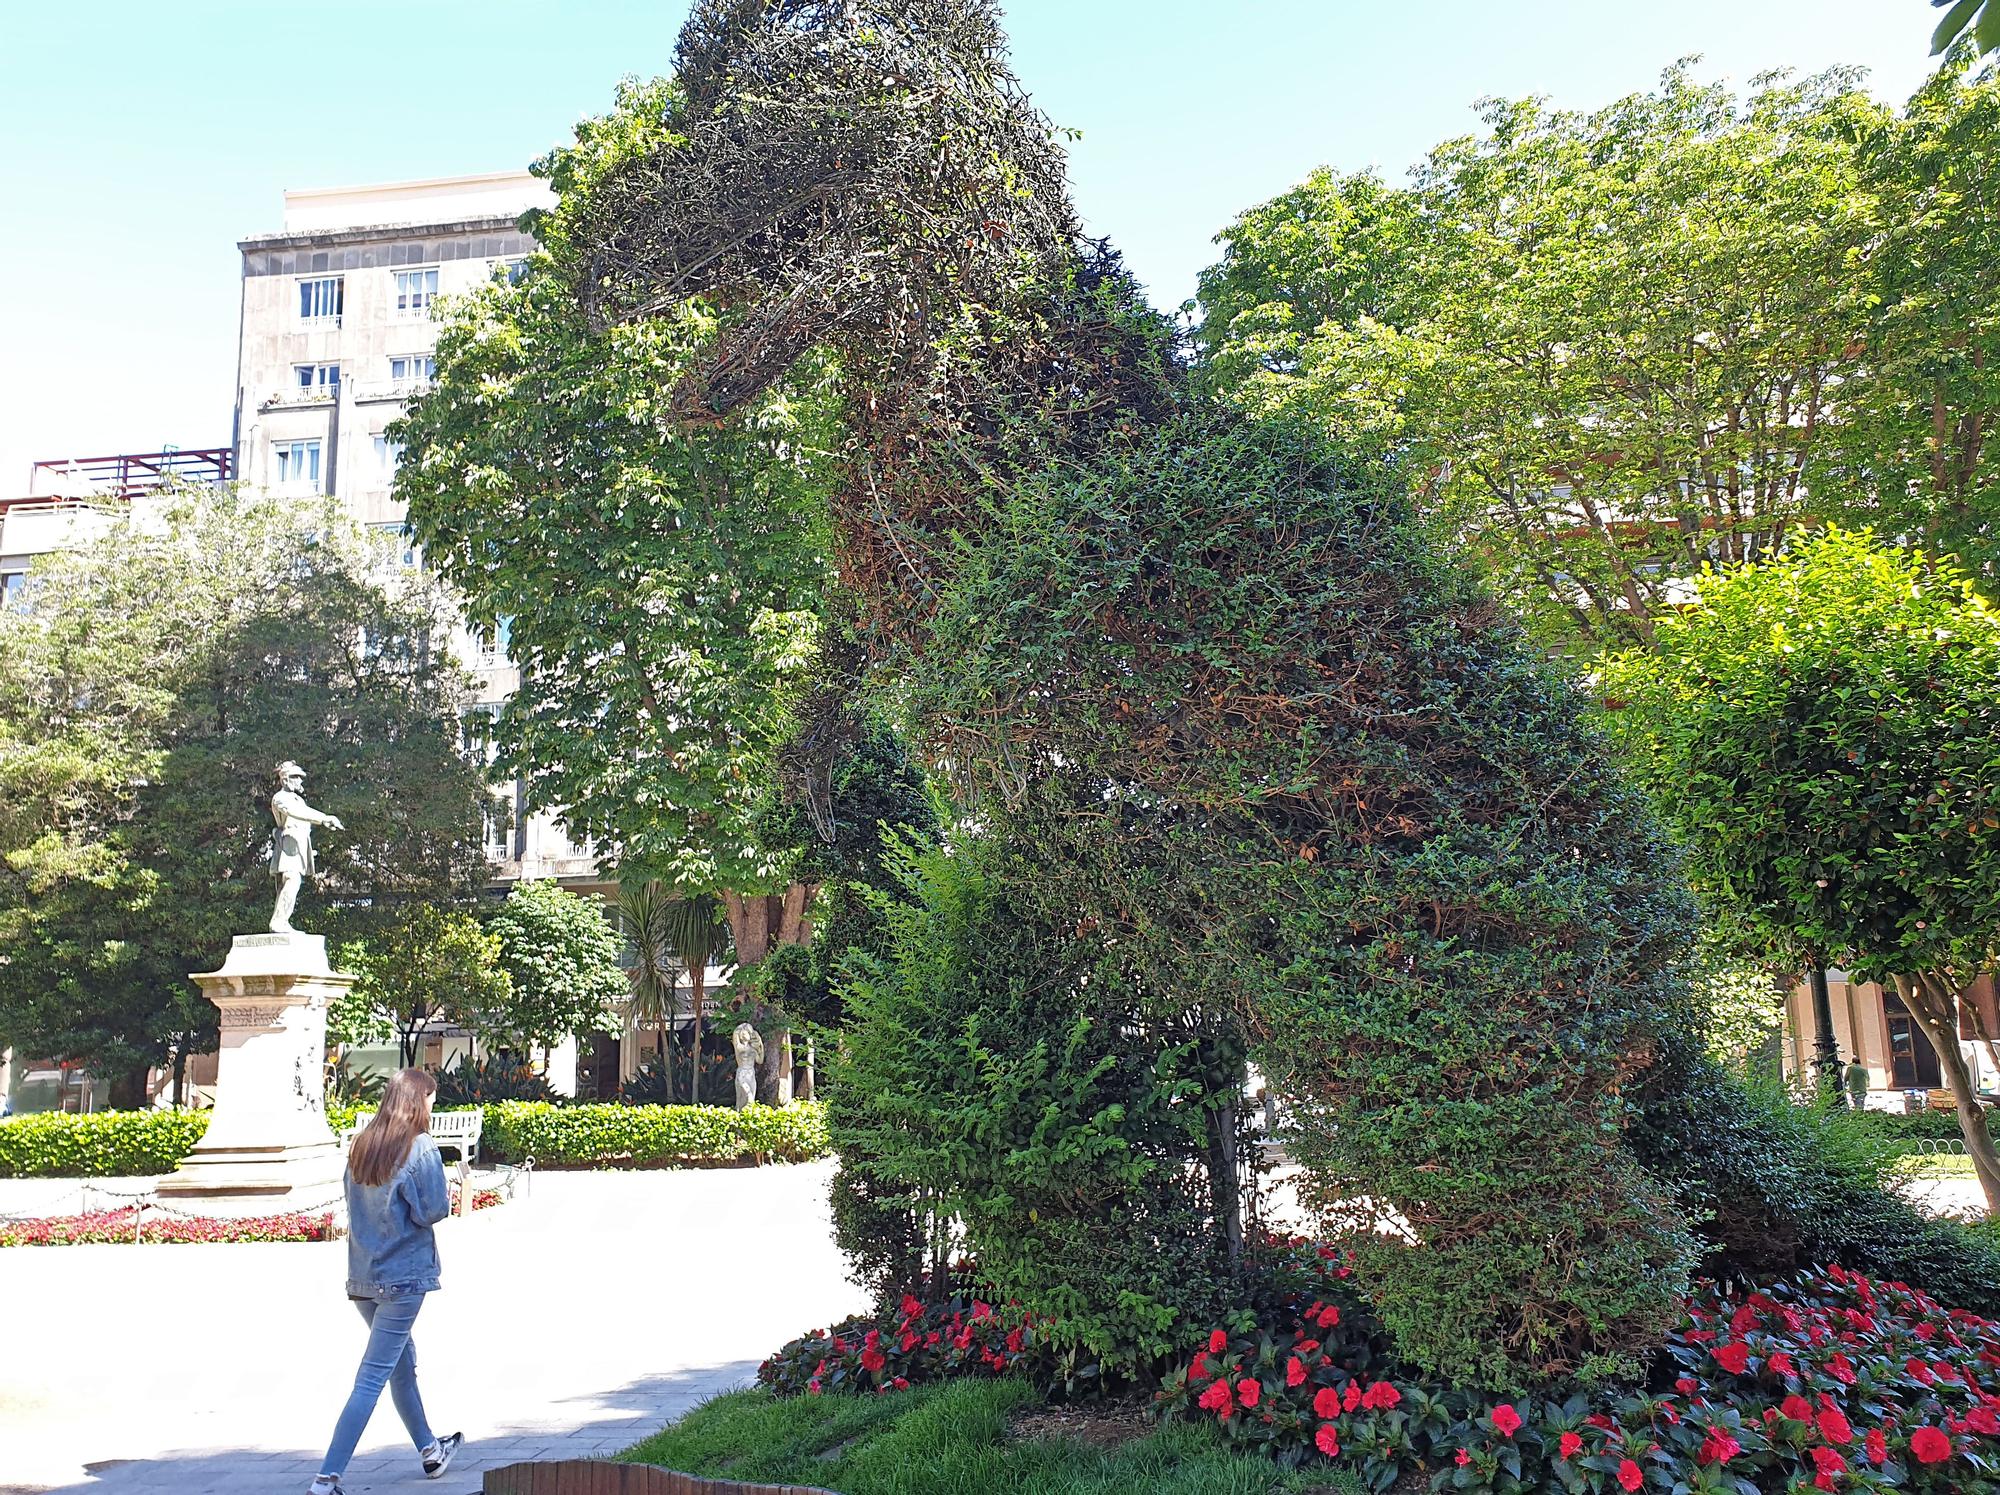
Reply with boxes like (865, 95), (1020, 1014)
(348, 1068), (436, 1187)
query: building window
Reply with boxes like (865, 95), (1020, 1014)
(393, 268), (440, 319)
(371, 520), (417, 569)
(496, 257), (530, 285)
(298, 277), (344, 323)
(1884, 989), (1944, 1089)
(474, 617), (511, 667)
(0, 570), (26, 610)
(293, 363), (340, 394)
(272, 438), (322, 487)
(372, 434), (404, 478)
(388, 355), (436, 386)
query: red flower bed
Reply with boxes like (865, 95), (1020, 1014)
(0, 1207), (335, 1246)
(758, 1276), (1048, 1397)
(1155, 1239), (2000, 1492)
(0, 1188), (500, 1248)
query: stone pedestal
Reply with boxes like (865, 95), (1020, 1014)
(155, 933), (352, 1209)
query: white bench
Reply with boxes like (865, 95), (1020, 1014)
(340, 1109), (485, 1166)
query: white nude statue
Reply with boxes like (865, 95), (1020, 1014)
(732, 1023), (766, 1110)
(268, 760), (344, 934)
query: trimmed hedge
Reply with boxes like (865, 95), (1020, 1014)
(0, 1101), (827, 1178)
(481, 1100), (829, 1167)
(0, 1109), (212, 1178)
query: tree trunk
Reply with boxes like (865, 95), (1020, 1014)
(723, 884), (820, 1107)
(1210, 1100), (1243, 1277)
(1896, 974), (2000, 1215)
(655, 1027), (669, 1103)
(171, 1041), (189, 1110)
(107, 1064), (149, 1111)
(688, 962), (706, 1107)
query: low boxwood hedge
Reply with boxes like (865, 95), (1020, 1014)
(0, 1100), (829, 1177)
(0, 1109), (212, 1178)
(480, 1100), (829, 1167)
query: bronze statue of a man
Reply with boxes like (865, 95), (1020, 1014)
(268, 760), (344, 934)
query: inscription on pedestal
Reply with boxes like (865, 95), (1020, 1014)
(217, 1004), (291, 1028)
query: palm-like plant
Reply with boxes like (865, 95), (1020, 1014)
(617, 880), (684, 1102)
(659, 893), (730, 1106)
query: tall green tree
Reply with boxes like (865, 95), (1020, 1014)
(394, 79), (843, 948)
(0, 486), (489, 1102)
(1197, 66), (1885, 654)
(338, 905), (512, 1068)
(617, 879), (684, 1097)
(1604, 527), (2000, 1212)
(485, 880), (628, 1054)
(1835, 54), (2000, 576)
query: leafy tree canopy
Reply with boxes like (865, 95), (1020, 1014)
(393, 77), (844, 896)
(1195, 62), (2000, 651)
(336, 904), (511, 1068)
(1603, 526), (2000, 1204)
(484, 879), (628, 1049)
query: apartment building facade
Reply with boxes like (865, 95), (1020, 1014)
(230, 171), (606, 892)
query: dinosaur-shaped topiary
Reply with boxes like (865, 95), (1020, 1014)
(566, 0), (1703, 1388)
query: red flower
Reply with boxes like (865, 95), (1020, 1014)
(1911, 1426), (1953, 1464)
(1313, 1386), (1342, 1419)
(860, 1346), (887, 1374)
(1616, 1458), (1644, 1492)
(1343, 1381), (1364, 1413)
(1361, 1381), (1401, 1411)
(1296, 1338), (1321, 1355)
(1236, 1378), (1260, 1409)
(1587, 1413), (1615, 1430)
(1453, 1448), (1471, 1466)
(1817, 1407), (1853, 1445)
(1713, 1341), (1751, 1375)
(1674, 1376), (1698, 1396)
(1864, 1427), (1888, 1464)
(1768, 1351), (1796, 1376)
(1559, 1431), (1583, 1459)
(1780, 1393), (1813, 1422)
(1198, 1379), (1234, 1418)
(1825, 1353), (1857, 1385)
(1699, 1428), (1742, 1465)
(1967, 1403), (2000, 1435)
(891, 1376), (909, 1390)
(1208, 1329), (1228, 1355)
(1490, 1404), (1522, 1438)
(1810, 1447), (1847, 1479)
(1317, 1304), (1341, 1329)
(1285, 1356), (1307, 1388)
(1189, 1353), (1208, 1381)
(1314, 1424), (1340, 1458)
(971, 1301), (993, 1320)
(900, 1294), (921, 1320)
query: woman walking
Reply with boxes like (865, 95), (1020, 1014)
(309, 1068), (463, 1493)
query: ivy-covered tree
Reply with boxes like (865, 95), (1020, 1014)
(0, 486), (489, 1103)
(485, 880), (628, 1054)
(394, 79), (843, 964)
(1604, 527), (2000, 1212)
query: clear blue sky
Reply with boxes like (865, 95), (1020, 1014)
(0, 1), (1938, 491)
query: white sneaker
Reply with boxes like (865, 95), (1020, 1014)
(422, 1431), (464, 1479)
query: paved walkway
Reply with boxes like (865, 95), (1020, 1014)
(0, 1161), (868, 1495)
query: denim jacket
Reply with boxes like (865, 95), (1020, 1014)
(345, 1132), (450, 1298)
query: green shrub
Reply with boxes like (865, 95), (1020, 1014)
(479, 1100), (829, 1167)
(1632, 1043), (2000, 1314)
(431, 1053), (557, 1106)
(0, 1109), (212, 1178)
(832, 826), (1251, 1380)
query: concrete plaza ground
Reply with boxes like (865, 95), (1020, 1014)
(0, 1160), (868, 1495)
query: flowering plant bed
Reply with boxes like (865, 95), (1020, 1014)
(0, 1207), (336, 1246)
(758, 1275), (1051, 1397)
(1150, 1238), (2000, 1492)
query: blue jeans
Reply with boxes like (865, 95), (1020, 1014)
(319, 1294), (436, 1477)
